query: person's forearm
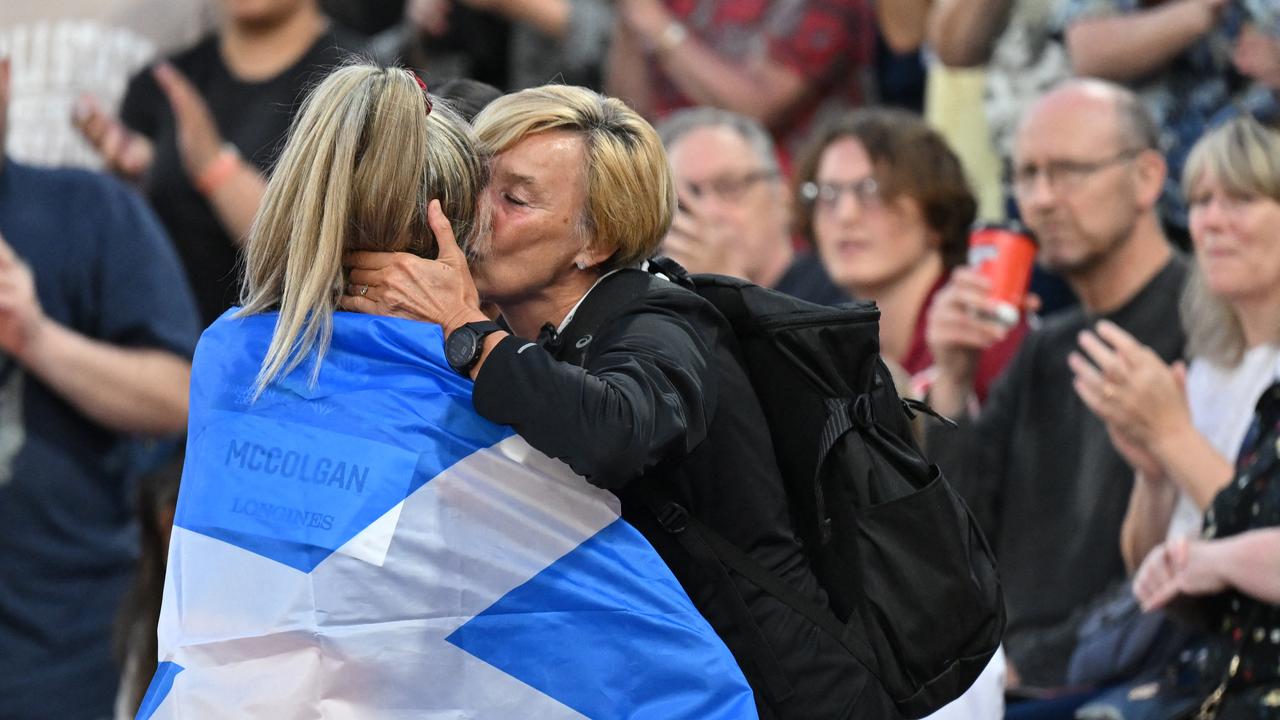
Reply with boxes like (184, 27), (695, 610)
(605, 23), (655, 116)
(490, 0), (572, 38)
(17, 318), (190, 434)
(473, 334), (707, 490)
(206, 163), (267, 245)
(927, 0), (1014, 66)
(648, 34), (807, 126)
(1152, 423), (1233, 510)
(1121, 470), (1179, 573)
(1210, 529), (1280, 603)
(877, 0), (932, 54)
(926, 372), (973, 420)
(1065, 0), (1216, 81)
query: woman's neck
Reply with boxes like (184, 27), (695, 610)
(1234, 291), (1280, 350)
(220, 5), (327, 83)
(498, 272), (604, 340)
(854, 254), (943, 364)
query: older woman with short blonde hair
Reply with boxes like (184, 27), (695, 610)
(343, 84), (892, 719)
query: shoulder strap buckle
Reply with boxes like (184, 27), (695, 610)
(654, 501), (690, 534)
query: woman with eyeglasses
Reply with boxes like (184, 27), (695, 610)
(792, 107), (1027, 402)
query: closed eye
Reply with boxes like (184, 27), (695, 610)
(503, 192), (529, 207)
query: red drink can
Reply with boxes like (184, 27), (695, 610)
(967, 222), (1037, 327)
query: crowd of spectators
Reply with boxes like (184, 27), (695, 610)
(1, 0), (1279, 718)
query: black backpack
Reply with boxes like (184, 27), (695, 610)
(569, 258), (1005, 718)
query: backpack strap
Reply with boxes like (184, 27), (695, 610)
(563, 259), (883, 697)
(638, 483), (882, 682)
(641, 491), (799, 702)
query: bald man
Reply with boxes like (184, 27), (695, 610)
(922, 79), (1189, 689)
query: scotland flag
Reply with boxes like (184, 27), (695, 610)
(138, 311), (756, 720)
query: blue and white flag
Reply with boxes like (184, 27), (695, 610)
(139, 311), (756, 720)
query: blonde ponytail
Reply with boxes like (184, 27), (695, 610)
(239, 63), (485, 399)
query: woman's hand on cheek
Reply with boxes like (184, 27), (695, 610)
(341, 200), (488, 333)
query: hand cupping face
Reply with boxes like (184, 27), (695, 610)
(341, 200), (486, 335)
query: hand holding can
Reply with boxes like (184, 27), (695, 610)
(967, 222), (1037, 327)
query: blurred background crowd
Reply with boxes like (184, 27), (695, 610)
(2, 0), (1280, 718)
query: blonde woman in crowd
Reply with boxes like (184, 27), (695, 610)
(1070, 114), (1280, 575)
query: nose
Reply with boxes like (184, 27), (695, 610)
(830, 189), (862, 224)
(1191, 194), (1230, 236)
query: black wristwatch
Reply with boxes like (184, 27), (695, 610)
(445, 320), (503, 376)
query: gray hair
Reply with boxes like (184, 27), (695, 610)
(1114, 87), (1160, 152)
(656, 106), (780, 176)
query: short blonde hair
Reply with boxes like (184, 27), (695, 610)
(240, 63), (486, 397)
(472, 85), (674, 270)
(1180, 115), (1280, 366)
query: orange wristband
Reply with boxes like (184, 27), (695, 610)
(195, 144), (241, 196)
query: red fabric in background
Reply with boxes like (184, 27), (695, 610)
(649, 0), (873, 164)
(901, 274), (1030, 404)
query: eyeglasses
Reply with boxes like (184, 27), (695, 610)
(800, 177), (881, 211)
(683, 170), (778, 203)
(1012, 148), (1143, 196)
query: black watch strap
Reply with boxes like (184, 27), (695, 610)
(446, 320), (503, 375)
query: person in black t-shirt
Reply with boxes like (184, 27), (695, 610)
(925, 79), (1188, 692)
(0, 57), (201, 720)
(73, 0), (360, 325)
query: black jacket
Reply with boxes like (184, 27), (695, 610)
(474, 271), (896, 719)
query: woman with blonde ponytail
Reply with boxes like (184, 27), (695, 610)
(240, 62), (485, 397)
(138, 66), (754, 719)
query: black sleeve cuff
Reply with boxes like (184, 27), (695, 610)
(472, 334), (537, 421)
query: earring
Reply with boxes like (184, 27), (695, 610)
(575, 260), (587, 270)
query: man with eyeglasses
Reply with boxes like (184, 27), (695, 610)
(656, 107), (848, 305)
(923, 79), (1190, 693)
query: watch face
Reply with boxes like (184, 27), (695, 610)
(446, 327), (478, 371)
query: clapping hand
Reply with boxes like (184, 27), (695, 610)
(73, 95), (153, 180)
(1069, 320), (1190, 461)
(151, 63), (231, 183)
(0, 232), (44, 359)
(75, 62), (228, 183)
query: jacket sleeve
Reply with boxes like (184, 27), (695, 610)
(471, 290), (720, 490)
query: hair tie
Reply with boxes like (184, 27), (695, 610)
(408, 70), (433, 116)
